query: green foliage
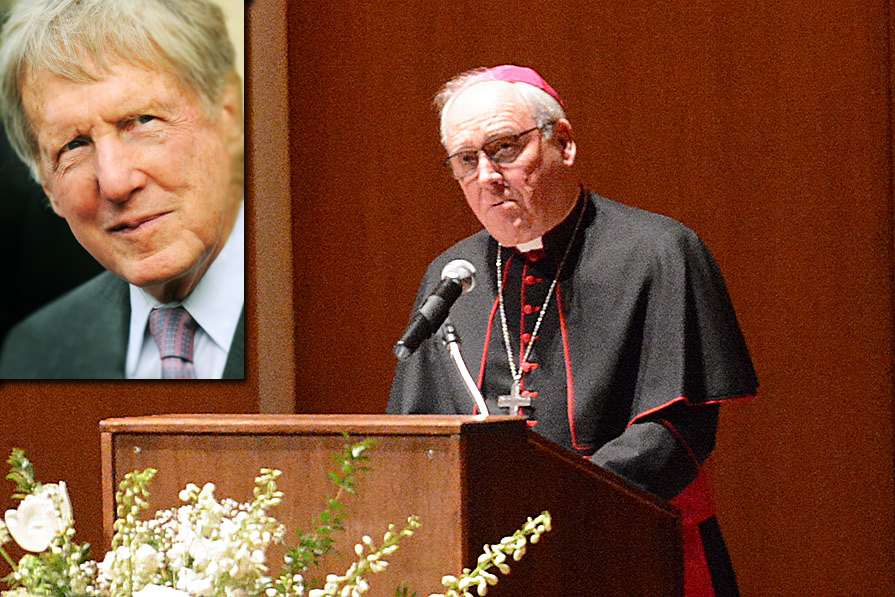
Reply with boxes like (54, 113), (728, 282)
(6, 449), (38, 500)
(310, 516), (421, 596)
(285, 436), (375, 585)
(434, 512), (552, 597)
(11, 535), (92, 597)
(112, 468), (157, 550)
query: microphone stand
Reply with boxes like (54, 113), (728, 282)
(439, 319), (489, 416)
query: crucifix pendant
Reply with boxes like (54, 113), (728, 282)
(498, 382), (531, 415)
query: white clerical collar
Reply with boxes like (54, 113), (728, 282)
(515, 237), (544, 252)
(126, 202), (245, 375)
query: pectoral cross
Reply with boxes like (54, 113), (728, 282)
(498, 382), (531, 415)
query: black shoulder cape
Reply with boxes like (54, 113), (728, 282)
(388, 192), (757, 449)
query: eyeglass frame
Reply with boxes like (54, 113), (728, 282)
(442, 122), (555, 180)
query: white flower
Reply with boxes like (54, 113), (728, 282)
(2, 589), (40, 597)
(134, 585), (190, 597)
(5, 494), (60, 552)
(97, 548), (116, 576)
(179, 483), (200, 502)
(3, 482), (73, 553)
(133, 543), (161, 580)
(42, 482), (73, 527)
(186, 576), (214, 596)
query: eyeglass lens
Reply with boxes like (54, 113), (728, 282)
(445, 126), (542, 179)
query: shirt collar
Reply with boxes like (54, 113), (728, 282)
(126, 202), (245, 368)
(507, 188), (588, 255)
(515, 237), (544, 252)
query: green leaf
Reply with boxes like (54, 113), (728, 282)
(281, 437), (376, 576)
(6, 448), (38, 497)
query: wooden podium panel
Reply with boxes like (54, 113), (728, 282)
(100, 414), (682, 596)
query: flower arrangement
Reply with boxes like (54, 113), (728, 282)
(0, 444), (550, 597)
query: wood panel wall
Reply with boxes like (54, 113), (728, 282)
(282, 1), (895, 594)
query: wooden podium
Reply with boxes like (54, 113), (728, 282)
(100, 415), (682, 596)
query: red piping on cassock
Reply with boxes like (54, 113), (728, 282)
(556, 285), (593, 452)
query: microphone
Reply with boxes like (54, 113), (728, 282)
(393, 259), (476, 361)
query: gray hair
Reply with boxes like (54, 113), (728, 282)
(0, 0), (238, 182)
(435, 67), (567, 146)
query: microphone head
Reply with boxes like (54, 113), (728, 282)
(441, 259), (476, 294)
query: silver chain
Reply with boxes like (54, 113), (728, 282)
(496, 204), (586, 390)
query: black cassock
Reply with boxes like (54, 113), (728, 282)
(388, 191), (758, 596)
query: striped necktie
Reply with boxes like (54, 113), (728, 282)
(149, 307), (198, 379)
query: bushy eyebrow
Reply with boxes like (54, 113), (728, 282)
(116, 97), (176, 121)
(483, 128), (524, 143)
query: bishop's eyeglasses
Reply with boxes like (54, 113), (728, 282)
(443, 123), (553, 180)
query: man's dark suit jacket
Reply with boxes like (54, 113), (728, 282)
(0, 271), (245, 379)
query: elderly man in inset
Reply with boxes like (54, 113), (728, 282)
(0, 0), (244, 379)
(388, 65), (758, 595)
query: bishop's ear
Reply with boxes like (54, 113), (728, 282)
(552, 119), (576, 166)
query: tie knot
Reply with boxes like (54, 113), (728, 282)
(149, 307), (198, 360)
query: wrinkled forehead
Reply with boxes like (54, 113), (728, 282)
(21, 61), (193, 121)
(20, 67), (88, 133)
(441, 81), (536, 144)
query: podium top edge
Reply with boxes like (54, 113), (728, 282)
(99, 414), (527, 436)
